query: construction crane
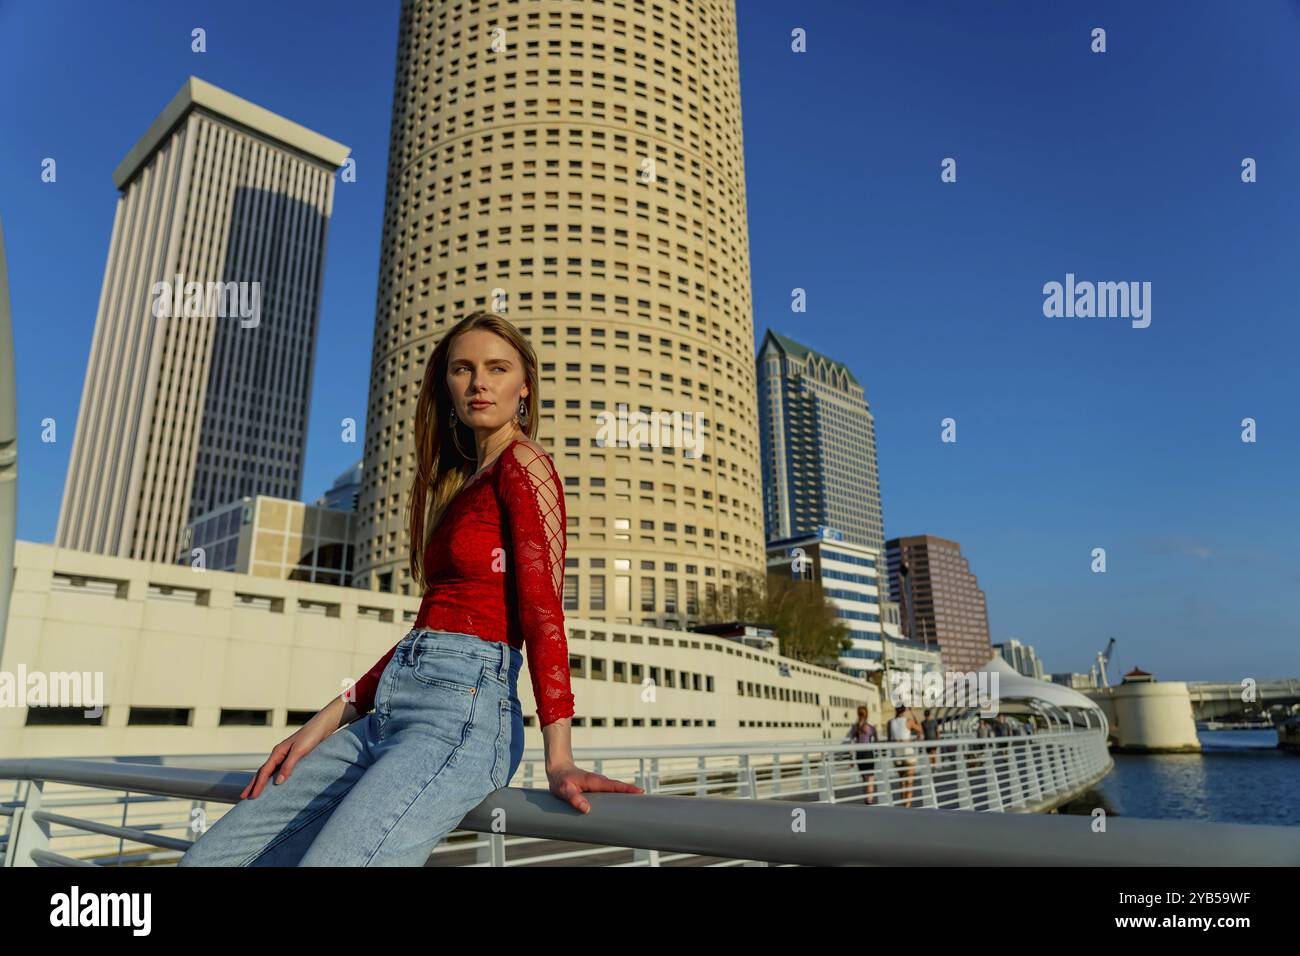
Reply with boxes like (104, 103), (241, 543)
(1095, 637), (1116, 689)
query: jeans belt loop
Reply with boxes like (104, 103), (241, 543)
(497, 641), (509, 682)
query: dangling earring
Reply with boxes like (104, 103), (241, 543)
(449, 406), (472, 459)
(515, 398), (529, 431)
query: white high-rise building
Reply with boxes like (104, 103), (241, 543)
(56, 77), (348, 563)
(757, 330), (885, 553)
(995, 638), (1046, 680)
(766, 528), (887, 677)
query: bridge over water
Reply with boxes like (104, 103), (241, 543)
(1186, 678), (1300, 720)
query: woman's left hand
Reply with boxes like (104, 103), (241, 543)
(547, 762), (644, 813)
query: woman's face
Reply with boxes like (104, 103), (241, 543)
(446, 329), (528, 437)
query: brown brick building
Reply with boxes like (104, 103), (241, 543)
(885, 534), (992, 672)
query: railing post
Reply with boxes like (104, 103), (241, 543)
(1023, 739), (1044, 807)
(1039, 738), (1056, 797)
(1077, 737), (1091, 779)
(1047, 738), (1068, 795)
(1005, 740), (1028, 809)
(476, 831), (506, 866)
(633, 846), (661, 867)
(981, 742), (1004, 811)
(878, 748), (897, 807)
(820, 748), (835, 804)
(1068, 734), (1083, 787)
(1035, 738), (1053, 799)
(111, 789), (135, 867)
(1076, 738), (1097, 780)
(5, 779), (48, 867)
(954, 742), (976, 810)
(919, 747), (940, 808)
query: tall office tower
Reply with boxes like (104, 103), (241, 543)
(355, 0), (765, 629)
(56, 77), (349, 563)
(757, 330), (885, 553)
(885, 534), (992, 672)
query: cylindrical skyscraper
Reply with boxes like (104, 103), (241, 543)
(356, 0), (763, 629)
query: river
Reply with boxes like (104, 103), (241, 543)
(1059, 730), (1298, 826)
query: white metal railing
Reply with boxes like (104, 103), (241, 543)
(0, 728), (1113, 867)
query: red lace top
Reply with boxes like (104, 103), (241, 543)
(350, 438), (575, 728)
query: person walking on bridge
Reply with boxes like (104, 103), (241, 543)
(846, 705), (879, 805)
(887, 704), (925, 808)
(921, 708), (941, 767)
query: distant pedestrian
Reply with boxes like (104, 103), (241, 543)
(887, 705), (925, 808)
(845, 705), (878, 805)
(922, 708), (941, 766)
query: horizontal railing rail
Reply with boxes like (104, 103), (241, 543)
(2, 753), (1298, 867)
(0, 729), (1125, 867)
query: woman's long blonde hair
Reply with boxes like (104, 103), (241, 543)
(406, 311), (540, 591)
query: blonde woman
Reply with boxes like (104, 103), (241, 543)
(181, 311), (642, 866)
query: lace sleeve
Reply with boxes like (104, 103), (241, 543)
(499, 441), (575, 728)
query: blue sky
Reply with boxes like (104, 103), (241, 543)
(2, 0), (1297, 681)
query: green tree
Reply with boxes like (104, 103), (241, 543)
(699, 569), (851, 666)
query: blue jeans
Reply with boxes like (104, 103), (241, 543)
(179, 629), (525, 866)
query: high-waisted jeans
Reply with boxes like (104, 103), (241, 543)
(178, 629), (526, 866)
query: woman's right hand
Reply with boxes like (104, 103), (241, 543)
(240, 706), (337, 800)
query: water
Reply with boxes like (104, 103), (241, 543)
(1062, 731), (1299, 826)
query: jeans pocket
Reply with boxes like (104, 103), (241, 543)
(411, 653), (482, 748)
